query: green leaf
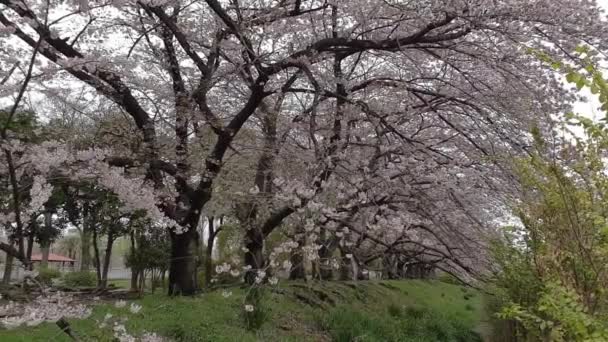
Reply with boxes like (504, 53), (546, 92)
(576, 78), (586, 90)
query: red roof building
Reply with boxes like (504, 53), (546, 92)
(30, 253), (76, 270)
(30, 253), (76, 263)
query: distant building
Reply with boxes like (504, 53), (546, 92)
(31, 253), (76, 271)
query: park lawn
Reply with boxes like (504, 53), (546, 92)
(0, 280), (488, 342)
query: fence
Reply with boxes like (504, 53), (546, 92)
(0, 264), (132, 282)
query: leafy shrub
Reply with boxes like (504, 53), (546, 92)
(488, 49), (608, 341)
(36, 267), (61, 286)
(62, 271), (97, 287)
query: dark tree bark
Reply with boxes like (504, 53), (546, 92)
(2, 252), (13, 284)
(92, 227), (102, 286)
(26, 229), (34, 268)
(244, 225), (265, 285)
(99, 231), (115, 289)
(80, 209), (92, 272)
(168, 228), (198, 295)
(129, 230), (138, 291)
(289, 229), (306, 280)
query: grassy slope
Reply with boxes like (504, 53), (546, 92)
(0, 280), (487, 342)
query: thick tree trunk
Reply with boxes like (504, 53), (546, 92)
(2, 252), (13, 284)
(244, 226), (265, 285)
(204, 217), (215, 288)
(168, 229), (198, 295)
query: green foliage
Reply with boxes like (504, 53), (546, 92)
(491, 48), (608, 342)
(36, 267), (61, 286)
(0, 109), (39, 141)
(498, 283), (608, 341)
(62, 271), (97, 287)
(321, 304), (482, 342)
(125, 228), (170, 274)
(242, 287), (269, 331)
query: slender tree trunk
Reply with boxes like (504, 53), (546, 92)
(100, 232), (114, 289)
(244, 225), (265, 285)
(139, 269), (145, 294)
(3, 252), (13, 284)
(204, 217), (215, 288)
(92, 228), (102, 287)
(26, 233), (34, 269)
(40, 243), (50, 269)
(129, 230), (138, 291)
(40, 211), (53, 269)
(168, 228), (198, 295)
(80, 222), (92, 272)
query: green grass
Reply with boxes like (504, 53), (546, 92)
(108, 278), (131, 289)
(0, 280), (487, 342)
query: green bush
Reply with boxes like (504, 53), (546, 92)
(36, 267), (61, 286)
(62, 271), (97, 287)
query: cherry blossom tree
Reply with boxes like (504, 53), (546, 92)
(1, 0), (608, 294)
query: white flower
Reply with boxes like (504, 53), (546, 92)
(230, 269), (240, 277)
(215, 263), (231, 274)
(221, 290), (232, 298)
(104, 313), (113, 321)
(282, 260), (292, 271)
(241, 246), (249, 253)
(244, 304), (254, 312)
(269, 277), (279, 286)
(129, 303), (142, 314)
(115, 300), (127, 308)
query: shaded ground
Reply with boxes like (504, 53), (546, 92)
(0, 280), (488, 341)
